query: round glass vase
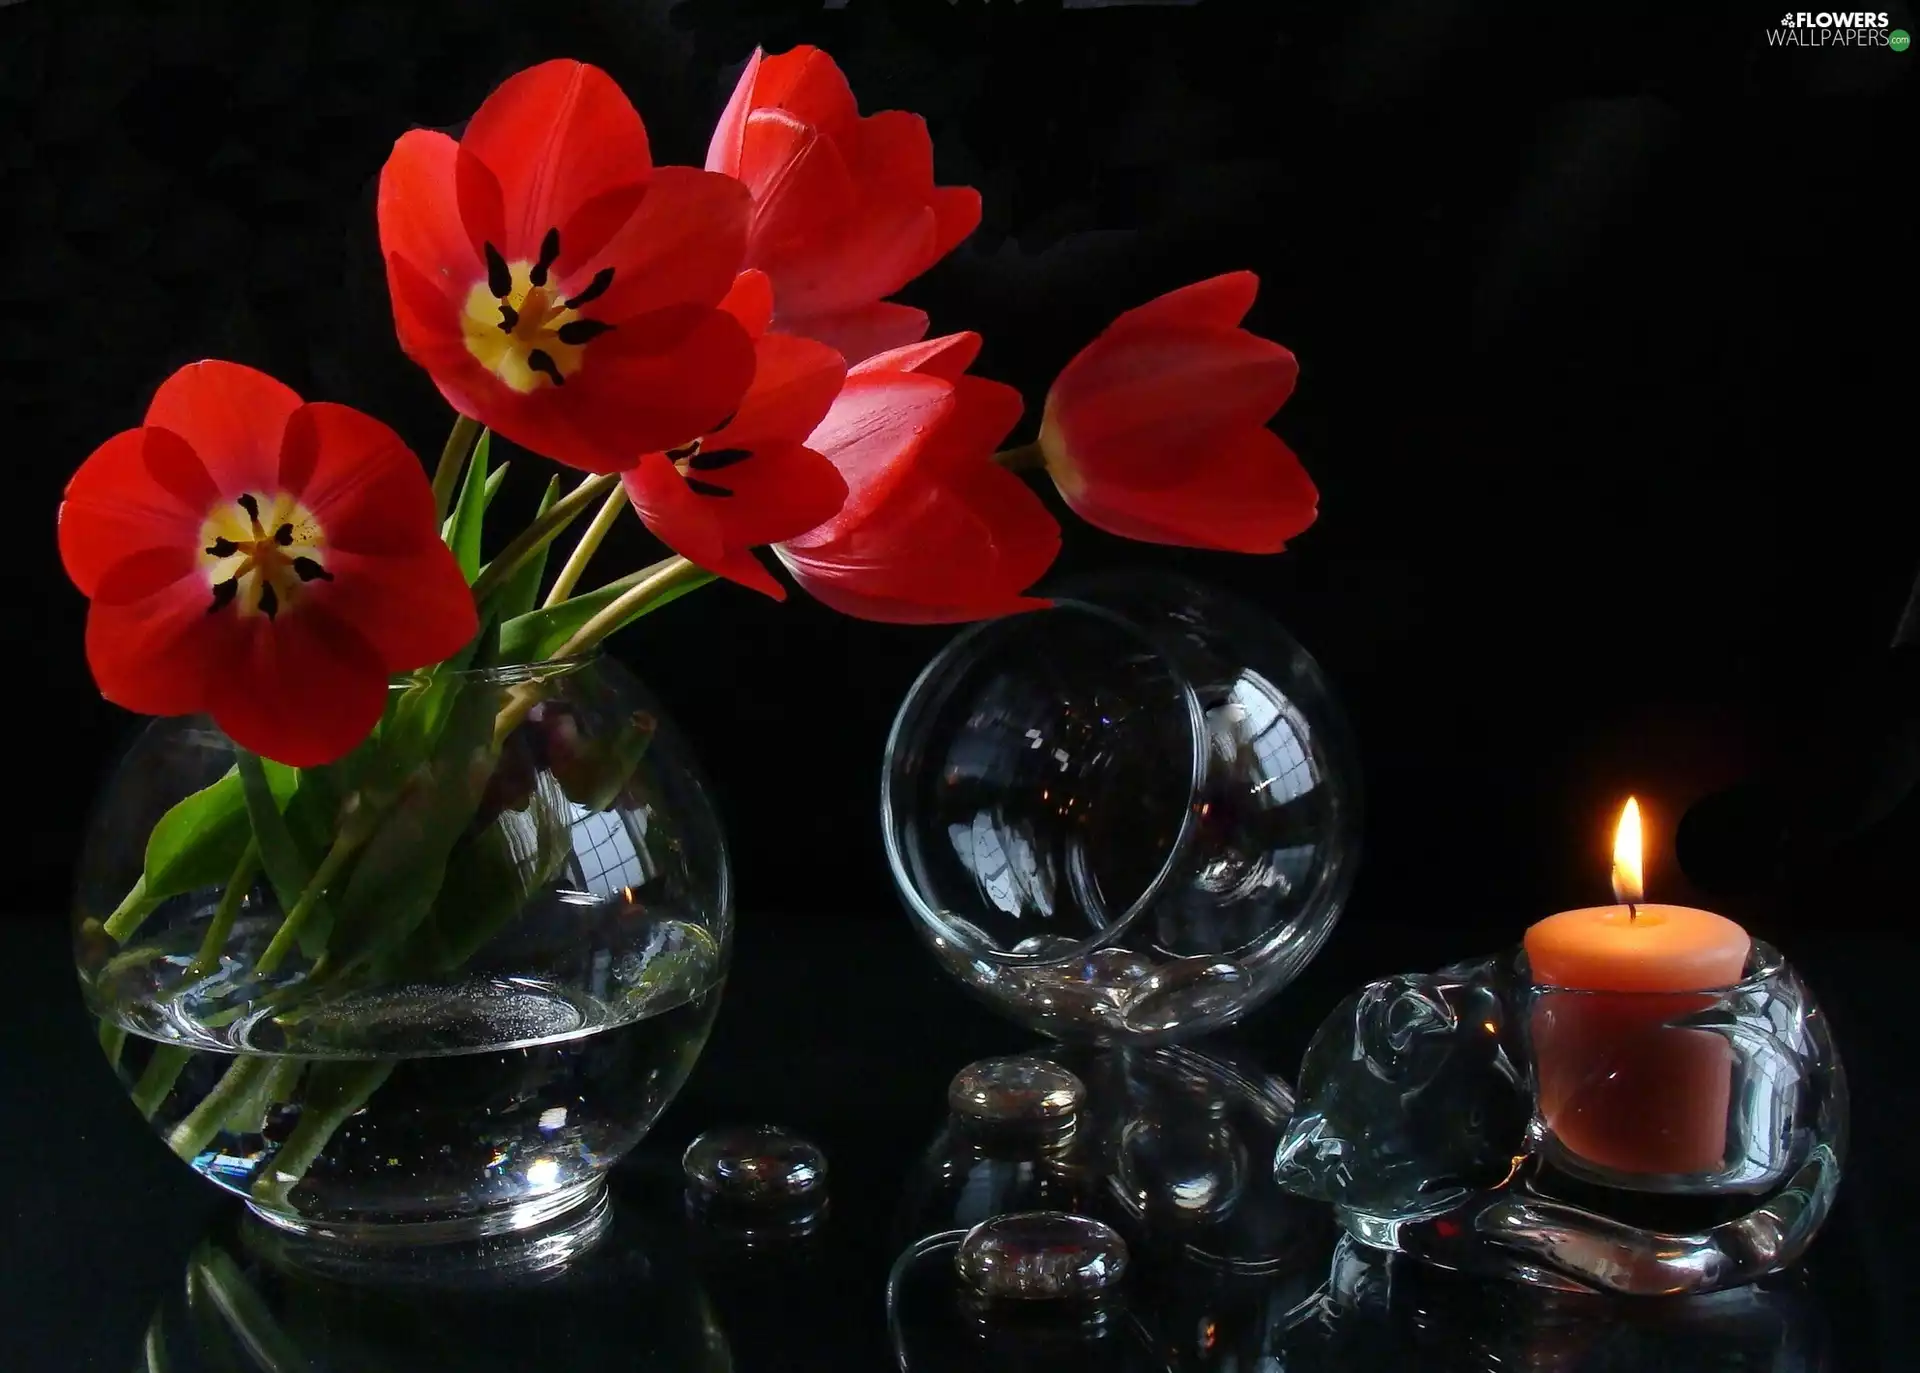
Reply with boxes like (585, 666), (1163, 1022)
(882, 573), (1360, 1044)
(74, 654), (731, 1244)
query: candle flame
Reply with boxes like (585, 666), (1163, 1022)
(1611, 797), (1644, 905)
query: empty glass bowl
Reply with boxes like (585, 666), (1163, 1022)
(882, 573), (1360, 1043)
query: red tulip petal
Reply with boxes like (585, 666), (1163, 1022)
(383, 250), (467, 377)
(458, 60), (652, 263)
(844, 468), (1050, 603)
(1057, 424), (1318, 554)
(576, 168), (750, 325)
(914, 375), (1024, 479)
(59, 426), (212, 595)
(512, 306), (758, 473)
(857, 330), (980, 382)
(91, 545), (199, 606)
(1045, 326), (1298, 489)
(207, 609), (391, 768)
(322, 544), (480, 671)
(724, 333), (848, 447)
(791, 371), (952, 547)
(692, 440), (849, 547)
(736, 108), (851, 258)
(769, 195), (935, 320)
(929, 184), (983, 262)
(777, 468), (1056, 624)
(1105, 271), (1261, 340)
(719, 268), (775, 337)
(706, 48), (764, 177)
(453, 143), (508, 269)
(775, 301), (929, 364)
(852, 110), (935, 194)
(622, 453), (727, 568)
(944, 459), (1063, 595)
(145, 361), (303, 497)
(84, 574), (234, 717)
(376, 129), (476, 307)
(623, 441), (843, 597)
(751, 46), (859, 142)
(702, 546), (787, 601)
(279, 403), (439, 556)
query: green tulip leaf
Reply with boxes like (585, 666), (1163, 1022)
(142, 761), (298, 908)
(325, 677), (501, 973)
(449, 429), (492, 583)
(483, 473), (561, 630)
(236, 751), (329, 946)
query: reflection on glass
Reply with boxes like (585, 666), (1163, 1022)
(893, 1040), (1335, 1371)
(1279, 1238), (1835, 1372)
(139, 1185), (729, 1373)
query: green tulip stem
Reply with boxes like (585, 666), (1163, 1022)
(98, 1019), (128, 1068)
(253, 821), (370, 979)
(993, 441), (1044, 472)
(542, 482), (631, 608)
(470, 472), (622, 603)
(554, 555), (710, 659)
(184, 841), (260, 983)
(131, 1044), (195, 1120)
(103, 876), (157, 943)
(431, 414), (484, 525)
(250, 1062), (394, 1212)
(164, 1055), (268, 1157)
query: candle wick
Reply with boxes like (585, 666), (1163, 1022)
(1628, 902), (1638, 924)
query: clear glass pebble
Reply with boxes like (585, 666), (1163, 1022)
(954, 1212), (1128, 1300)
(948, 1057), (1086, 1128)
(682, 1125), (827, 1205)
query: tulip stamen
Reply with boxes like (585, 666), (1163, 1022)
(199, 493), (329, 620)
(529, 227), (562, 288)
(462, 231), (612, 394)
(564, 269), (615, 310)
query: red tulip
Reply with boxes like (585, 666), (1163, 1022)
(59, 362), (477, 767)
(707, 46), (981, 363)
(1038, 272), (1318, 553)
(621, 271), (850, 598)
(379, 60), (757, 473)
(777, 333), (1060, 622)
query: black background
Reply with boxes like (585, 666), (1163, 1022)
(2, 1), (1916, 1369)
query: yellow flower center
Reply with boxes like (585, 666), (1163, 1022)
(460, 229), (616, 394)
(199, 492), (330, 620)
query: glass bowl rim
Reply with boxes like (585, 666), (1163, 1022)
(388, 653), (599, 690)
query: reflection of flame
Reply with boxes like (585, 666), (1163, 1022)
(1611, 797), (1644, 904)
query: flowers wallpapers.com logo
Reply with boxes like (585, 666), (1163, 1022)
(1767, 10), (1909, 44)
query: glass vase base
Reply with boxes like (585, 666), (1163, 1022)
(245, 1173), (611, 1253)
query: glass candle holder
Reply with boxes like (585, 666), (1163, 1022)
(1273, 942), (1847, 1295)
(882, 573), (1360, 1044)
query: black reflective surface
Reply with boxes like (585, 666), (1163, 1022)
(3, 910), (1908, 1371)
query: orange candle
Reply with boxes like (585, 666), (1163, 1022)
(1524, 799), (1751, 1179)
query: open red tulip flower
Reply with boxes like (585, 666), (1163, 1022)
(58, 362), (477, 768)
(621, 272), (850, 598)
(707, 46), (982, 363)
(777, 333), (1061, 622)
(1037, 272), (1319, 554)
(380, 60), (757, 473)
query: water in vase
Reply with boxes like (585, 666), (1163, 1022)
(103, 913), (724, 1234)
